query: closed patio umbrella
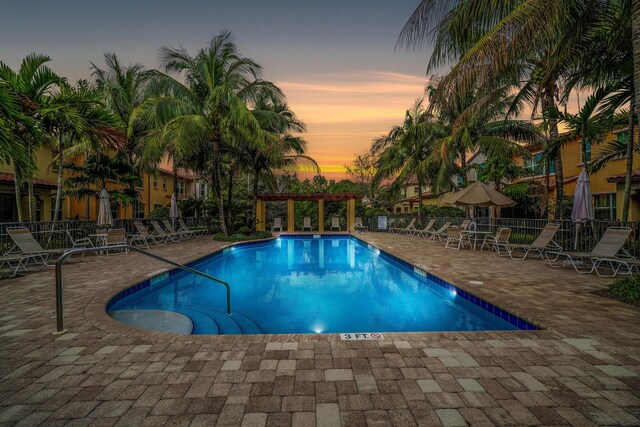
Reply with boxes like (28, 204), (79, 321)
(443, 181), (516, 208)
(571, 169), (594, 249)
(170, 194), (179, 224)
(97, 188), (113, 227)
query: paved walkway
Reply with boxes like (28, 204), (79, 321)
(0, 233), (639, 426)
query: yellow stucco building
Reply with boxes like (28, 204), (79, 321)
(0, 150), (202, 222)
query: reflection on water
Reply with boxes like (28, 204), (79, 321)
(111, 237), (518, 334)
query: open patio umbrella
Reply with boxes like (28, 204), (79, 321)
(170, 193), (179, 225)
(443, 181), (516, 208)
(96, 188), (113, 227)
(571, 169), (594, 249)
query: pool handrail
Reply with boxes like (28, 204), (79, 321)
(54, 245), (231, 334)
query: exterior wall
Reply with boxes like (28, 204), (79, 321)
(1, 150), (198, 222)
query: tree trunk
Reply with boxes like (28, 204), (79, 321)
(53, 136), (64, 222)
(172, 160), (178, 198)
(12, 163), (23, 222)
(632, 0), (640, 145)
(543, 81), (564, 219)
(211, 141), (227, 235)
(226, 168), (234, 232)
(622, 98), (636, 222)
(28, 181), (35, 222)
(417, 176), (424, 220)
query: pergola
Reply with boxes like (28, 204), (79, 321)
(256, 193), (363, 232)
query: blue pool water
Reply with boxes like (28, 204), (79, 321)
(108, 236), (523, 334)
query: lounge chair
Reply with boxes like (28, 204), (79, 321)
(389, 218), (416, 235)
(481, 227), (512, 254)
(178, 218), (207, 236)
(330, 217), (341, 231)
(131, 221), (164, 248)
(414, 219), (436, 237)
(425, 222), (452, 241)
(163, 219), (193, 240)
(7, 228), (73, 265)
(271, 217), (283, 232)
(459, 219), (471, 231)
(0, 253), (46, 278)
(507, 223), (562, 260)
(104, 228), (129, 255)
(547, 227), (632, 274)
(150, 220), (180, 242)
(445, 226), (472, 250)
(353, 217), (367, 232)
(301, 217), (312, 231)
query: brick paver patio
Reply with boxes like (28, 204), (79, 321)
(1, 233), (639, 426)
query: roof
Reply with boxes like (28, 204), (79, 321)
(258, 193), (363, 201)
(0, 172), (57, 189)
(157, 168), (196, 181)
(607, 168), (640, 183)
(400, 194), (436, 203)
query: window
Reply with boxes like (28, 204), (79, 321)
(413, 186), (419, 194)
(134, 201), (145, 219)
(403, 206), (409, 213)
(593, 193), (616, 220)
(199, 182), (208, 198)
(162, 177), (167, 191)
(153, 175), (158, 188)
(581, 140), (592, 164)
(176, 180), (184, 195)
(110, 201), (119, 220)
(0, 194), (16, 222)
(525, 152), (554, 176)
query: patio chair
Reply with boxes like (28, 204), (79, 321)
(0, 253), (46, 278)
(546, 227), (632, 274)
(179, 218), (207, 236)
(163, 219), (193, 240)
(445, 226), (473, 250)
(425, 221), (452, 241)
(65, 229), (94, 249)
(150, 220), (181, 242)
(480, 227), (512, 254)
(414, 219), (436, 237)
(271, 217), (283, 232)
(353, 217), (367, 232)
(389, 218), (416, 235)
(6, 228), (74, 266)
(507, 223), (562, 260)
(460, 219), (471, 231)
(330, 217), (341, 231)
(103, 228), (128, 255)
(301, 217), (312, 231)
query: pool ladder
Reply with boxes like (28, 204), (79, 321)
(54, 245), (231, 334)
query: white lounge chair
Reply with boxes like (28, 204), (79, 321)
(7, 228), (73, 266)
(547, 227), (632, 274)
(507, 223), (561, 259)
(0, 253), (46, 277)
(150, 220), (180, 242)
(330, 217), (341, 231)
(389, 218), (416, 235)
(179, 218), (207, 236)
(271, 217), (283, 232)
(445, 226), (473, 250)
(425, 222), (452, 241)
(131, 221), (164, 248)
(414, 219), (436, 237)
(65, 229), (94, 249)
(163, 219), (193, 240)
(301, 217), (312, 231)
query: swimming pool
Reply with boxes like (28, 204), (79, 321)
(108, 236), (535, 335)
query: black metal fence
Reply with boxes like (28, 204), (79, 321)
(0, 217), (212, 253)
(367, 214), (640, 258)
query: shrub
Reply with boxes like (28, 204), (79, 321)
(237, 226), (251, 235)
(421, 205), (466, 218)
(148, 206), (169, 219)
(605, 275), (640, 305)
(213, 231), (273, 242)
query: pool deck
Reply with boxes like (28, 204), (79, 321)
(0, 233), (639, 426)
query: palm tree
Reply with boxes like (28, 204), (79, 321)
(139, 31), (283, 235)
(40, 81), (125, 221)
(0, 82), (31, 171)
(0, 53), (62, 222)
(398, 0), (634, 218)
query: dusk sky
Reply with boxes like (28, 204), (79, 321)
(1, 0), (435, 179)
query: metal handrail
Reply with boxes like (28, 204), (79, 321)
(54, 244), (231, 334)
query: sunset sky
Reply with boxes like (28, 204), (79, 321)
(1, 0), (434, 179)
